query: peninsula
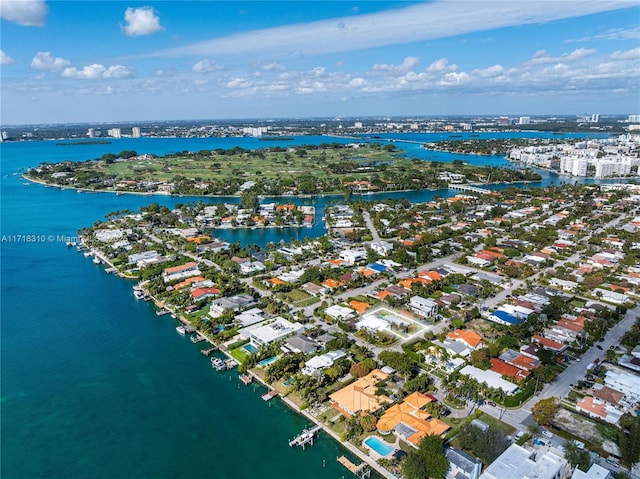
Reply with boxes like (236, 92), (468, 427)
(25, 142), (540, 196)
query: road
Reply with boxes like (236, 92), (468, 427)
(362, 211), (381, 242)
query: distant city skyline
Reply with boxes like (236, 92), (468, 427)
(1, 0), (639, 125)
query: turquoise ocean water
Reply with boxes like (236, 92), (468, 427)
(0, 132), (608, 478)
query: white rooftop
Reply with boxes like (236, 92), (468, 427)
(460, 365), (519, 395)
(480, 444), (567, 479)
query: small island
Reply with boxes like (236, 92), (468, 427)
(25, 142), (541, 196)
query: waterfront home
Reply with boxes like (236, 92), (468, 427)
(190, 287), (220, 301)
(301, 350), (346, 376)
(128, 250), (162, 268)
(246, 317), (304, 347)
(94, 228), (124, 242)
(209, 294), (257, 318)
(329, 369), (392, 418)
(376, 391), (451, 447)
(163, 262), (201, 283)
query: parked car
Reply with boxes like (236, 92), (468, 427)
(596, 345), (603, 350)
(542, 430), (553, 438)
(488, 401), (497, 407)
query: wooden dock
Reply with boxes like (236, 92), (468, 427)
(262, 389), (279, 401)
(289, 425), (322, 448)
(337, 456), (370, 478)
(239, 374), (253, 385)
(200, 347), (218, 356)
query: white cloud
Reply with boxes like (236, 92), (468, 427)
(426, 58), (457, 73)
(0, 0), (48, 26)
(225, 78), (252, 89)
(77, 86), (115, 95)
(373, 56), (420, 73)
(192, 59), (223, 73)
(122, 6), (164, 37)
(262, 62), (285, 72)
(528, 48), (596, 65)
(31, 52), (70, 71)
(0, 49), (15, 65)
(61, 64), (133, 80)
(473, 64), (505, 78)
(145, 1), (631, 60)
(610, 47), (640, 60)
(567, 26), (640, 43)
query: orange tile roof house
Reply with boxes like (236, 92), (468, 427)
(329, 369), (392, 418)
(447, 329), (483, 349)
(489, 358), (530, 382)
(376, 391), (451, 447)
(163, 262), (200, 282)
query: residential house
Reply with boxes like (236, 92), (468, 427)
(163, 262), (201, 283)
(247, 317), (304, 347)
(370, 240), (394, 257)
(329, 369), (392, 417)
(376, 391), (451, 447)
(409, 296), (439, 319)
(446, 447), (482, 479)
(301, 350), (346, 376)
(480, 444), (568, 479)
(447, 329), (483, 350)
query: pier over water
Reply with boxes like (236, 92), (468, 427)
(289, 425), (322, 449)
(337, 456), (371, 478)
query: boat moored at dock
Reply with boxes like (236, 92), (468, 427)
(210, 357), (227, 371)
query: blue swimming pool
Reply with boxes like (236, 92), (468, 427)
(364, 436), (394, 457)
(243, 343), (258, 354)
(258, 356), (278, 367)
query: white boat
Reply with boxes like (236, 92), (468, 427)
(93, 257), (102, 265)
(210, 357), (226, 371)
(133, 290), (145, 300)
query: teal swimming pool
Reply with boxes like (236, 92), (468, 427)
(364, 436), (394, 457)
(258, 356), (278, 367)
(243, 343), (258, 354)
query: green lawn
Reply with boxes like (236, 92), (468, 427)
(477, 412), (516, 435)
(229, 346), (249, 364)
(286, 289), (311, 302)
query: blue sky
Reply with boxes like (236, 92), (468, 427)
(1, 0), (639, 125)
